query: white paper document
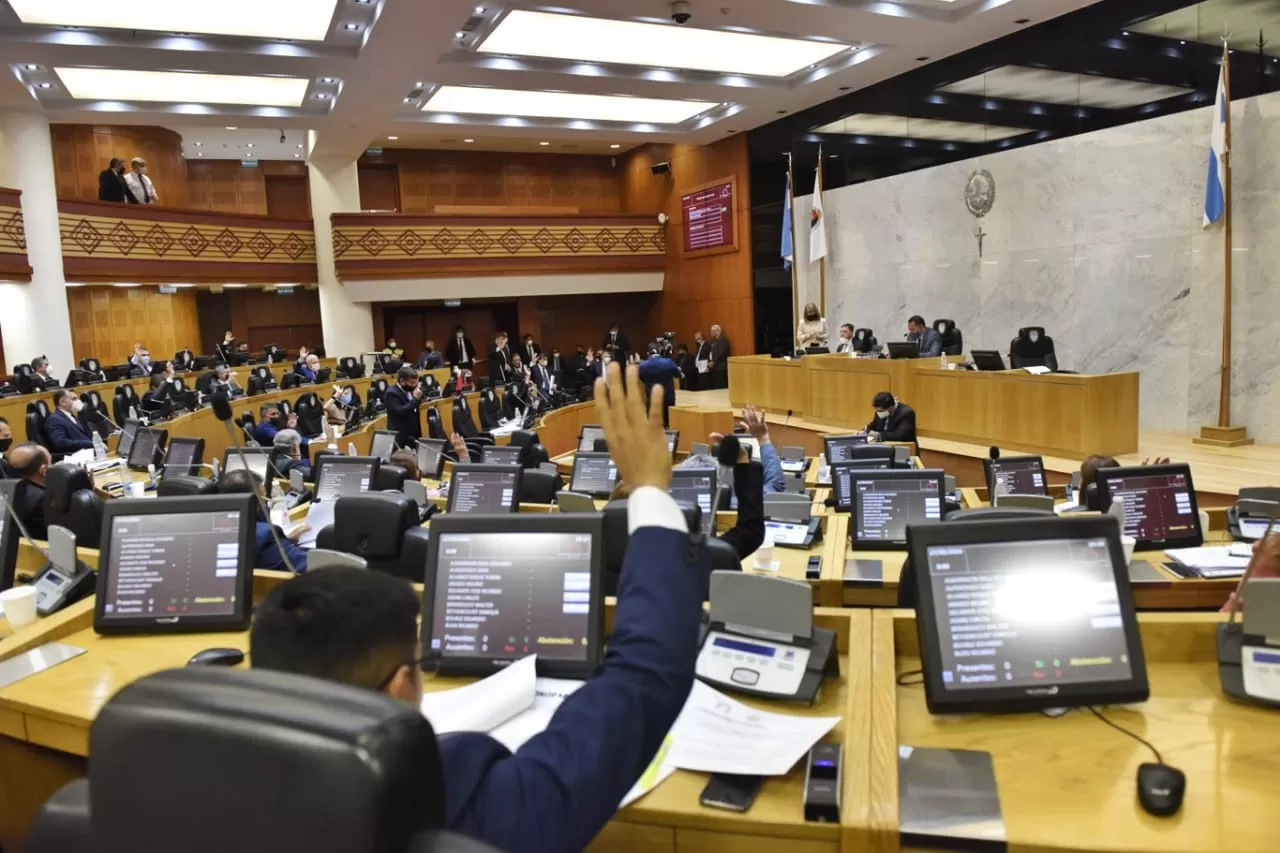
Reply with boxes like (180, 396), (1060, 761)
(421, 654), (539, 737)
(1165, 546), (1249, 577)
(297, 500), (336, 548)
(666, 680), (840, 776)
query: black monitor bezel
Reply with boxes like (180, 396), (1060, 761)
(481, 444), (525, 466)
(983, 455), (1048, 497)
(116, 418), (139, 458)
(849, 468), (946, 550)
(664, 429), (680, 457)
(416, 438), (447, 480)
(568, 451), (617, 498)
(369, 429), (399, 461)
(93, 494), (256, 634)
(162, 436), (205, 478)
(576, 424), (604, 453)
(909, 515), (1149, 715)
(126, 427), (168, 472)
(313, 455), (381, 502)
(421, 512), (606, 678)
(221, 447), (276, 498)
(1096, 463), (1203, 551)
(830, 459), (894, 510)
(446, 463), (523, 513)
(971, 350), (1006, 371)
(823, 433), (870, 464)
(887, 341), (920, 360)
(0, 481), (20, 593)
(668, 466), (717, 513)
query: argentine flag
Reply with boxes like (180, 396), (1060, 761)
(781, 171), (794, 271)
(1203, 50), (1228, 228)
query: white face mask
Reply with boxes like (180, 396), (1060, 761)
(71, 399), (84, 414)
(876, 409), (890, 420)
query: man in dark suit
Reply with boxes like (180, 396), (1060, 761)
(602, 323), (629, 363)
(707, 324), (730, 390)
(834, 323), (856, 354)
(637, 345), (682, 427)
(865, 391), (917, 444)
(8, 443), (50, 539)
(140, 370), (175, 421)
(521, 334), (541, 367)
(905, 315), (942, 358)
(530, 353), (554, 401)
(416, 339), (444, 370)
(545, 348), (564, 381)
(45, 389), (95, 454)
(384, 365), (424, 448)
(445, 327), (476, 371)
(488, 331), (511, 387)
(97, 158), (129, 203)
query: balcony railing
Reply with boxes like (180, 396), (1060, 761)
(0, 188), (30, 282)
(57, 199), (318, 283)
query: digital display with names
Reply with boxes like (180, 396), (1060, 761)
(681, 181), (735, 253)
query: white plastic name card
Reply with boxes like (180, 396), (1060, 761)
(1242, 647), (1280, 703)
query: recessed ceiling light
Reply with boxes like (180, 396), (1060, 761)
(403, 97), (414, 103)
(423, 85), (718, 125)
(456, 31), (465, 38)
(246, 143), (254, 147)
(194, 141), (202, 146)
(226, 125), (238, 130)
(322, 77), (336, 83)
(609, 144), (620, 149)
(296, 143), (304, 148)
(387, 135), (399, 140)
(197, 152), (204, 156)
(9, 0), (340, 41)
(344, 22), (361, 31)
(315, 92), (329, 99)
(538, 140), (550, 146)
(24, 63), (38, 71)
(477, 10), (849, 77)
(293, 153), (300, 158)
(223, 283), (248, 289)
(37, 82), (52, 89)
(56, 68), (309, 107)
(463, 138), (474, 143)
(475, 6), (486, 13)
(112, 282), (141, 288)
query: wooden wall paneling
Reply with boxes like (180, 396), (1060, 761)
(185, 161), (268, 215)
(196, 291), (233, 354)
(534, 292), (661, 355)
(50, 125), (188, 208)
(264, 175), (311, 219)
(358, 165), (401, 212)
(230, 289), (324, 353)
(65, 287), (200, 364)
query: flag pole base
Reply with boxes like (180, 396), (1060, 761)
(1193, 425), (1254, 447)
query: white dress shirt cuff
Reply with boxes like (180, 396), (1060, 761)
(627, 486), (689, 535)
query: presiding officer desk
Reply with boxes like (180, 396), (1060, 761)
(729, 353), (1139, 458)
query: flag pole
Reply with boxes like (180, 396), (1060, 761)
(788, 153), (800, 336)
(817, 147), (827, 315)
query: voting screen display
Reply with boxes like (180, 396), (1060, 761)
(824, 434), (868, 463)
(417, 439), (446, 479)
(570, 453), (617, 497)
(831, 460), (892, 509)
(428, 531), (595, 664)
(315, 458), (376, 502)
(852, 473), (943, 545)
(669, 468), (716, 515)
(985, 456), (1046, 496)
(577, 425), (604, 452)
(448, 466), (519, 513)
(1098, 466), (1200, 547)
(482, 445), (524, 466)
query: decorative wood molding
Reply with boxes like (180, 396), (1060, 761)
(332, 212), (666, 280)
(56, 199), (317, 283)
(0, 187), (31, 282)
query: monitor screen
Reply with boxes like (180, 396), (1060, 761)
(569, 452), (617, 497)
(578, 425), (604, 453)
(162, 438), (202, 478)
(825, 434), (869, 463)
(482, 445), (524, 466)
(1097, 465), (1202, 549)
(222, 448), (273, 495)
(851, 470), (945, 548)
(315, 457), (378, 502)
(369, 431), (398, 461)
(735, 435), (759, 460)
(422, 514), (604, 677)
(669, 468), (716, 516)
(127, 427), (167, 471)
(985, 456), (1047, 497)
(0, 482), (18, 592)
(447, 464), (520, 513)
(665, 430), (679, 454)
(417, 438), (446, 480)
(117, 419), (139, 458)
(94, 495), (255, 633)
(831, 460), (893, 509)
(910, 517), (1147, 714)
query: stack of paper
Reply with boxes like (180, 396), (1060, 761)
(1165, 546), (1249, 578)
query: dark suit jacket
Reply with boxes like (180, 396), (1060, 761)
(719, 461), (764, 560)
(384, 384), (423, 446)
(530, 364), (553, 398)
(446, 337), (476, 369)
(45, 409), (95, 453)
(98, 169), (129, 203)
(708, 336), (730, 371)
(16, 480), (47, 540)
(602, 331), (629, 359)
(488, 346), (510, 385)
(521, 342), (541, 364)
(637, 356), (681, 406)
(416, 350), (444, 370)
(908, 328), (942, 358)
(865, 402), (917, 443)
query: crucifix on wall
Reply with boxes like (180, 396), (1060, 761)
(974, 224), (987, 258)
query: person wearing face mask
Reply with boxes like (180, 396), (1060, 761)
(383, 338), (405, 360)
(834, 323), (856, 354)
(446, 326), (476, 371)
(865, 391), (916, 444)
(488, 331), (511, 387)
(98, 157), (130, 203)
(0, 417), (13, 457)
(218, 470), (310, 572)
(905, 315), (941, 358)
(122, 157), (158, 205)
(416, 339), (444, 370)
(295, 352), (322, 384)
(324, 385), (351, 427)
(45, 389), (95, 454)
(253, 402), (307, 452)
(385, 365), (425, 448)
(128, 344), (153, 378)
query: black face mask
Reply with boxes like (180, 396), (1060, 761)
(0, 438), (11, 453)
(425, 346), (434, 353)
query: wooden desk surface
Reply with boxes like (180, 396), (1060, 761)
(871, 612), (1279, 853)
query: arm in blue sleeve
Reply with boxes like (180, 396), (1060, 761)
(443, 514), (703, 853)
(758, 441), (786, 494)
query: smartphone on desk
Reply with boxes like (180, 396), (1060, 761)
(699, 773), (765, 813)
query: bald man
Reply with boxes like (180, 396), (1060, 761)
(8, 442), (50, 539)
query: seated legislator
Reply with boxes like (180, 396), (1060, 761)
(834, 323), (856, 354)
(273, 429), (312, 480)
(905, 314), (942, 358)
(253, 403), (308, 452)
(295, 352), (323, 383)
(866, 390), (917, 444)
(325, 385), (351, 427)
(741, 405), (785, 494)
(0, 416), (12, 455)
(29, 356), (59, 391)
(46, 388), (95, 454)
(140, 366), (176, 419)
(796, 302), (829, 349)
(250, 364), (703, 853)
(218, 469), (309, 572)
(417, 339), (445, 370)
(8, 442), (50, 539)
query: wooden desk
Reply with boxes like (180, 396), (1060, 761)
(869, 611), (1279, 853)
(728, 355), (809, 417)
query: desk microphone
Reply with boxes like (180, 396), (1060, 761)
(989, 445), (1000, 461)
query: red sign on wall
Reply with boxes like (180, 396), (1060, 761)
(681, 180), (735, 254)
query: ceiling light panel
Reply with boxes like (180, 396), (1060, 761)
(938, 66), (1193, 109)
(9, 0), (340, 41)
(814, 113), (1031, 142)
(423, 85), (717, 124)
(55, 68), (311, 107)
(477, 10), (849, 77)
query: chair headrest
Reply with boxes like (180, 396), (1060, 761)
(602, 498), (700, 577)
(427, 407), (442, 422)
(89, 667), (444, 853)
(704, 537), (741, 573)
(157, 476), (217, 497)
(526, 443), (550, 467)
(334, 494), (419, 560)
(1017, 326), (1047, 340)
(510, 430), (538, 448)
(27, 399), (49, 416)
(375, 464), (410, 493)
(933, 319), (954, 334)
(45, 463), (93, 511)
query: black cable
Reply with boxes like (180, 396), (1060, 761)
(896, 668), (924, 686)
(1087, 706), (1163, 765)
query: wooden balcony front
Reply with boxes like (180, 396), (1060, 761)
(0, 188), (30, 282)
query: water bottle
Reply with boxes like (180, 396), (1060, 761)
(817, 454), (830, 485)
(92, 431), (107, 461)
(939, 352), (948, 369)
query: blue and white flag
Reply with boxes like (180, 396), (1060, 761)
(1203, 47), (1229, 228)
(781, 169), (794, 270)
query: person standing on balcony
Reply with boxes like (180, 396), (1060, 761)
(123, 157), (158, 205)
(97, 158), (129, 203)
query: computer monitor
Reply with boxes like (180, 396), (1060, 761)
(569, 452), (618, 498)
(222, 447), (275, 497)
(117, 418), (139, 459)
(159, 437), (204, 480)
(733, 435), (759, 461)
(824, 433), (870, 464)
(421, 513), (605, 677)
(577, 424), (604, 453)
(369, 430), (398, 462)
(665, 430), (680, 456)
(971, 350), (1006, 371)
(314, 455), (380, 502)
(984, 455), (1047, 497)
(1096, 464), (1203, 551)
(0, 481), (20, 592)
(909, 516), (1148, 714)
(668, 467), (716, 516)
(482, 444), (524, 466)
(417, 438), (447, 480)
(93, 494), (256, 634)
(830, 460), (890, 510)
(447, 464), (521, 513)
(849, 469), (945, 549)
(887, 341), (920, 360)
(127, 427), (168, 472)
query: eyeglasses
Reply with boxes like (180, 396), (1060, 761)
(375, 655), (432, 691)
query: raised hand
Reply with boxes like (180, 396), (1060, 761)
(594, 362), (670, 490)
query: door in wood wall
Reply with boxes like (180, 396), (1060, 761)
(264, 175), (312, 220)
(358, 165), (401, 212)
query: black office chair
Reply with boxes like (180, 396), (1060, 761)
(519, 469), (558, 504)
(173, 349), (195, 372)
(451, 396), (491, 447)
(281, 371), (302, 391)
(705, 537), (743, 576)
(336, 356), (365, 380)
(25, 399), (53, 455)
(375, 464), (410, 493)
(421, 374), (442, 399)
(510, 430), (538, 452)
(113, 383), (140, 426)
(852, 328), (878, 354)
(264, 344), (288, 363)
(426, 406), (448, 443)
(314, 493), (431, 583)
(500, 384), (524, 422)
(933, 319), (964, 356)
(236, 412), (257, 444)
(525, 443), (551, 469)
(248, 366), (278, 396)
(14, 363), (38, 395)
(1008, 326), (1059, 372)
(601, 499), (702, 596)
(23, 665), (490, 853)
(42, 463), (103, 548)
(77, 390), (115, 439)
(478, 389), (503, 431)
(157, 476), (218, 497)
(79, 357), (103, 376)
(277, 399), (293, 420)
(295, 392), (324, 438)
(592, 438), (609, 454)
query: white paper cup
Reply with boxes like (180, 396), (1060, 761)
(1199, 510), (1211, 535)
(752, 545), (776, 571)
(128, 481), (146, 498)
(1121, 535), (1136, 566)
(0, 586), (39, 629)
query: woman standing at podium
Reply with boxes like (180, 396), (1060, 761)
(795, 302), (828, 350)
